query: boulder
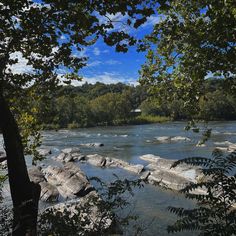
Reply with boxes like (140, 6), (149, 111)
(109, 158), (144, 174)
(37, 148), (52, 156)
(155, 136), (171, 142)
(140, 154), (161, 163)
(28, 166), (45, 184)
(43, 163), (94, 199)
(148, 169), (191, 191)
(86, 154), (106, 167)
(80, 143), (104, 147)
(56, 152), (66, 161)
(196, 142), (206, 147)
(40, 191), (113, 234)
(214, 141), (233, 146)
(40, 182), (59, 202)
(140, 154), (202, 190)
(170, 136), (191, 142)
(55, 151), (84, 163)
(140, 171), (151, 180)
(228, 144), (236, 152)
(61, 147), (80, 154)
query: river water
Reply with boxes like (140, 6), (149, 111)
(1, 121), (236, 235)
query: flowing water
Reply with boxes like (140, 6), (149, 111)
(1, 121), (236, 235)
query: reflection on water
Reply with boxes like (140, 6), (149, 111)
(1, 121), (236, 235)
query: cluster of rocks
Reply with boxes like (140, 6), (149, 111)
(53, 148), (144, 174)
(28, 162), (94, 202)
(54, 148), (85, 163)
(28, 161), (113, 234)
(155, 136), (191, 143)
(80, 143), (104, 147)
(52, 148), (202, 192)
(139, 154), (202, 191)
(214, 141), (236, 153)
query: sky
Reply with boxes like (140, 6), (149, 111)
(73, 15), (159, 86)
(9, 11), (160, 86)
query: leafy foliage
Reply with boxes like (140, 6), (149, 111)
(168, 150), (236, 235)
(39, 176), (145, 236)
(140, 0), (236, 119)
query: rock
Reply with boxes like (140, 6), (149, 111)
(40, 182), (59, 202)
(155, 136), (171, 142)
(145, 163), (159, 171)
(64, 154), (74, 163)
(122, 164), (144, 174)
(214, 141), (233, 146)
(38, 148), (52, 156)
(61, 147), (80, 154)
(43, 163), (94, 199)
(80, 143), (104, 147)
(140, 154), (161, 163)
(0, 160), (7, 169)
(55, 151), (84, 163)
(140, 154), (202, 190)
(56, 152), (66, 161)
(105, 157), (115, 167)
(0, 150), (6, 157)
(140, 171), (151, 180)
(72, 154), (86, 161)
(170, 136), (191, 142)
(0, 151), (7, 169)
(148, 169), (191, 190)
(109, 158), (144, 174)
(215, 147), (229, 152)
(228, 144), (236, 152)
(40, 191), (113, 234)
(28, 166), (45, 184)
(81, 154), (144, 174)
(86, 154), (106, 167)
(196, 142), (206, 147)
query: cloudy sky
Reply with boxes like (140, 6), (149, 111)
(9, 13), (160, 86)
(74, 15), (159, 86)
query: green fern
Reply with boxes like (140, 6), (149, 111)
(168, 150), (236, 236)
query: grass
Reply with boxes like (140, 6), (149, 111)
(131, 115), (170, 124)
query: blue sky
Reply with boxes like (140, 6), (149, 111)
(72, 15), (160, 86)
(9, 11), (160, 86)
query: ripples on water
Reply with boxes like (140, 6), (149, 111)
(1, 121), (236, 235)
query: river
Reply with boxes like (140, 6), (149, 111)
(1, 121), (236, 235)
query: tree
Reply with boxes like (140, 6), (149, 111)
(139, 1), (236, 234)
(0, 1), (157, 234)
(140, 0), (236, 117)
(167, 150), (236, 235)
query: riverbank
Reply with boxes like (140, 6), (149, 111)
(40, 115), (170, 130)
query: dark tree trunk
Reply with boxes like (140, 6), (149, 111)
(0, 94), (41, 236)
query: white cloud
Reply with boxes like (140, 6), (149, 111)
(72, 48), (87, 58)
(88, 59), (121, 67)
(88, 60), (102, 67)
(8, 52), (33, 74)
(71, 72), (138, 86)
(93, 47), (100, 56)
(105, 59), (121, 65)
(141, 15), (164, 28)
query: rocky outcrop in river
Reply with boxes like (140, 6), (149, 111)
(140, 154), (202, 191)
(28, 161), (113, 234)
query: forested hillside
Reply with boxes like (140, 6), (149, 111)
(29, 79), (236, 129)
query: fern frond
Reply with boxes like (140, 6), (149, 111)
(171, 157), (213, 168)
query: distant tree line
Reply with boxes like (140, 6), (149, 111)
(27, 79), (236, 129)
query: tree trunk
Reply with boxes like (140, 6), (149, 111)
(0, 94), (41, 236)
